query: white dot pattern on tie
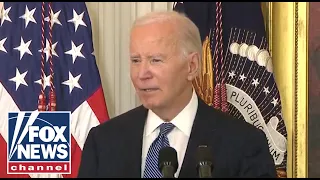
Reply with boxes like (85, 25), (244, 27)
(143, 122), (175, 178)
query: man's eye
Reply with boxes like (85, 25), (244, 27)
(131, 59), (140, 63)
(151, 59), (162, 63)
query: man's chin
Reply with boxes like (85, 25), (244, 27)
(141, 102), (160, 111)
(142, 103), (155, 110)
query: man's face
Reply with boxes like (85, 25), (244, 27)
(130, 21), (193, 111)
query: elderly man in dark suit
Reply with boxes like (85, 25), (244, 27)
(77, 10), (276, 178)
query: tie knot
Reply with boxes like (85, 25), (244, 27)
(159, 122), (175, 136)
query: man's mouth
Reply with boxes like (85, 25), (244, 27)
(140, 88), (158, 92)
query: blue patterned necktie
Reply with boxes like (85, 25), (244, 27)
(143, 122), (175, 178)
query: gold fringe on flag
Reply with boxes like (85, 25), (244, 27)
(192, 31), (215, 107)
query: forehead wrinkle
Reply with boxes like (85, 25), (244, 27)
(131, 37), (179, 56)
(130, 23), (183, 60)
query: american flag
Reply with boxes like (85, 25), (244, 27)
(174, 2), (288, 178)
(0, 2), (109, 178)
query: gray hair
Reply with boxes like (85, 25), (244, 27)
(131, 10), (203, 67)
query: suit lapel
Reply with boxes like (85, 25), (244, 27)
(122, 98), (218, 178)
(124, 105), (148, 178)
(179, 99), (218, 178)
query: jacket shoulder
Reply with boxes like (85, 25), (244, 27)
(90, 105), (147, 134)
(200, 101), (266, 141)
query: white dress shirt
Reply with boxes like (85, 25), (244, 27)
(141, 89), (198, 178)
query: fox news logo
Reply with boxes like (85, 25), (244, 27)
(7, 111), (71, 174)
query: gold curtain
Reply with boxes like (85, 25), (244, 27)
(261, 2), (308, 178)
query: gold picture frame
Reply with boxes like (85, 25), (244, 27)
(262, 2), (309, 178)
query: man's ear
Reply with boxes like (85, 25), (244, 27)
(187, 52), (200, 81)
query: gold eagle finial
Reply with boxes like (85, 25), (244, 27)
(193, 30), (215, 106)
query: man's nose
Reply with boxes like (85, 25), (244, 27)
(138, 61), (152, 80)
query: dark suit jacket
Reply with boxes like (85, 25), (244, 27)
(77, 97), (277, 178)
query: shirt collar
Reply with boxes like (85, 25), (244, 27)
(144, 89), (198, 137)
